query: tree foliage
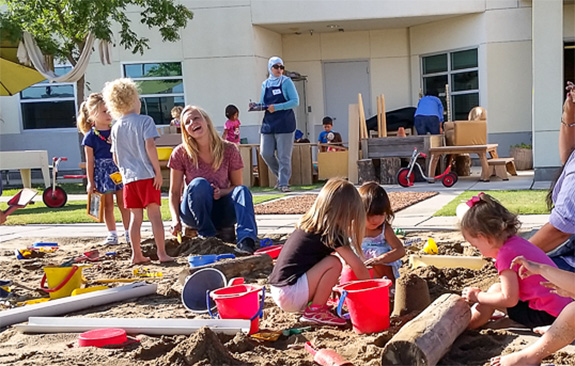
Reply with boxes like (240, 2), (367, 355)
(0, 0), (193, 66)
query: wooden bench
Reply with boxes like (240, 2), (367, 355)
(428, 144), (499, 182)
(487, 158), (517, 180)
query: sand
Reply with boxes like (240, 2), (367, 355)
(0, 231), (574, 366)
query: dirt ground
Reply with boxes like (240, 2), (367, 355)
(1, 228), (573, 366)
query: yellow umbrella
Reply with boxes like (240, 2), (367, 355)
(0, 36), (45, 96)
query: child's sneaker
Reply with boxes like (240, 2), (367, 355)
(300, 305), (346, 326)
(104, 233), (118, 245)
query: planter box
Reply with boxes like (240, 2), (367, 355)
(510, 147), (532, 170)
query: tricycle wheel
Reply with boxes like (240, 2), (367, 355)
(442, 172), (458, 188)
(43, 187), (68, 208)
(397, 168), (414, 188)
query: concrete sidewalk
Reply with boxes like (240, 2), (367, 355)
(0, 167), (552, 243)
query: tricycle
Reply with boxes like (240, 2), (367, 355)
(396, 147), (458, 188)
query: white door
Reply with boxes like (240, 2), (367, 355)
(323, 61), (371, 144)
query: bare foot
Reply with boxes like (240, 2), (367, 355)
(131, 256), (151, 265)
(533, 325), (550, 335)
(158, 254), (175, 263)
(491, 352), (540, 366)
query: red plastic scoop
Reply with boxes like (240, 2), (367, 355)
(78, 328), (127, 347)
(305, 341), (352, 366)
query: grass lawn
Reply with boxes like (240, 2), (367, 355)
(434, 190), (551, 216)
(1, 185), (282, 225)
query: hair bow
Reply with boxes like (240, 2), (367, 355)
(466, 192), (485, 208)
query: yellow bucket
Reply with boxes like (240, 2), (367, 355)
(41, 266), (83, 299)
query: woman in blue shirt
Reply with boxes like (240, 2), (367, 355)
(259, 56), (299, 192)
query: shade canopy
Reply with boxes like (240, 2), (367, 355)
(0, 35), (45, 96)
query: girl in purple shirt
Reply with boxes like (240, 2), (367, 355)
(460, 193), (572, 330)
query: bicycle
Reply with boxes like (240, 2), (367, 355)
(396, 147), (458, 188)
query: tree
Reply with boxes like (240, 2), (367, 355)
(0, 0), (194, 103)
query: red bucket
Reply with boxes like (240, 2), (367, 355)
(340, 266), (374, 285)
(335, 279), (392, 334)
(208, 284), (265, 334)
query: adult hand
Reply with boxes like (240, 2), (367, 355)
(170, 221), (182, 236)
(461, 286), (481, 303)
(541, 281), (572, 298)
(565, 81), (575, 115)
(211, 184), (221, 200)
(511, 255), (541, 279)
(267, 104), (275, 113)
(153, 173), (163, 191)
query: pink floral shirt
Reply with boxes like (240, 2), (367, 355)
(167, 142), (243, 189)
(224, 119), (241, 143)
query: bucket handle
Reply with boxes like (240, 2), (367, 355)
(336, 289), (348, 319)
(207, 286), (266, 321)
(39, 266), (79, 293)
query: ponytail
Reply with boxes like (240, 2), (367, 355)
(77, 93), (105, 135)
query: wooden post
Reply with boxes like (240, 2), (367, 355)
(358, 93), (368, 139)
(377, 95), (382, 137)
(255, 147), (269, 187)
(348, 104), (360, 184)
(238, 145), (253, 187)
(290, 144), (302, 186)
(300, 144), (313, 184)
(381, 293), (471, 366)
(380, 94), (387, 137)
(357, 159), (376, 184)
(379, 157), (401, 184)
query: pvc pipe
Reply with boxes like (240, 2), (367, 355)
(410, 254), (489, 270)
(16, 317), (250, 335)
(0, 282), (156, 328)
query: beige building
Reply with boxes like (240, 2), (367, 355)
(1, 0), (574, 180)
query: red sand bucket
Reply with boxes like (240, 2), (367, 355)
(208, 284), (265, 334)
(335, 279), (392, 334)
(339, 266), (374, 285)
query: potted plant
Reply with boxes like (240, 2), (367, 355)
(510, 143), (532, 170)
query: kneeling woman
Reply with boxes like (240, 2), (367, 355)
(168, 105), (258, 254)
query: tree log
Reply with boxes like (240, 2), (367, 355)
(357, 159), (376, 184)
(454, 154), (471, 176)
(379, 157), (401, 184)
(381, 293), (471, 366)
(177, 255), (274, 286)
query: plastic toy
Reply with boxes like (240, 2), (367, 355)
(396, 147), (458, 188)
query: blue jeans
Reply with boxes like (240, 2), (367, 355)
(548, 235), (575, 272)
(414, 115), (441, 135)
(260, 132), (295, 187)
(179, 178), (258, 243)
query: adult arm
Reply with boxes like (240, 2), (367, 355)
(511, 256), (575, 299)
(274, 77), (299, 111)
(144, 138), (163, 190)
(529, 223), (572, 253)
(437, 97), (444, 122)
(559, 88), (575, 164)
(168, 168), (184, 236)
(84, 146), (96, 193)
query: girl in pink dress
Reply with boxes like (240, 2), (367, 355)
(222, 104), (241, 143)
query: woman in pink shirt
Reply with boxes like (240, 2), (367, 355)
(168, 106), (258, 254)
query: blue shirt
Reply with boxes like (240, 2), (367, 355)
(318, 130), (337, 143)
(259, 75), (299, 111)
(82, 129), (113, 160)
(415, 96), (444, 122)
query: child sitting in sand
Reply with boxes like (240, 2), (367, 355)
(357, 182), (405, 284)
(102, 78), (174, 265)
(460, 193), (571, 330)
(268, 178), (371, 326)
(490, 255), (575, 366)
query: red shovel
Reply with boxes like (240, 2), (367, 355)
(305, 341), (353, 366)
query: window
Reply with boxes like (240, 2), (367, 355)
(421, 48), (479, 120)
(123, 62), (185, 124)
(20, 66), (77, 129)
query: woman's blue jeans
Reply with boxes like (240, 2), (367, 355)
(180, 178), (258, 243)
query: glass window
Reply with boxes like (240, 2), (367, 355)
(123, 62), (185, 124)
(421, 48), (479, 121)
(20, 66), (77, 130)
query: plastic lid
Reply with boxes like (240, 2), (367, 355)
(78, 328), (127, 347)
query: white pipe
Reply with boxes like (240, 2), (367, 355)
(0, 282), (156, 327)
(410, 254), (489, 270)
(16, 317), (250, 335)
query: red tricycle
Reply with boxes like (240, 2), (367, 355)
(396, 147), (458, 188)
(42, 157), (86, 208)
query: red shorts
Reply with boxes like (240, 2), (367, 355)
(123, 179), (161, 209)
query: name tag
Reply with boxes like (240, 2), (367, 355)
(272, 89), (282, 95)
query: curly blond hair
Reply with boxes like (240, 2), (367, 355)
(77, 93), (106, 135)
(102, 78), (140, 119)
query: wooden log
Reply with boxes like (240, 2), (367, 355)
(381, 293), (471, 366)
(379, 157), (401, 184)
(454, 154), (471, 176)
(177, 254), (274, 286)
(357, 159), (376, 184)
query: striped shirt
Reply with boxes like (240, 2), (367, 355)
(550, 150), (575, 234)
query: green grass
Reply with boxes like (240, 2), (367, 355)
(1, 195), (282, 225)
(434, 190), (551, 216)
